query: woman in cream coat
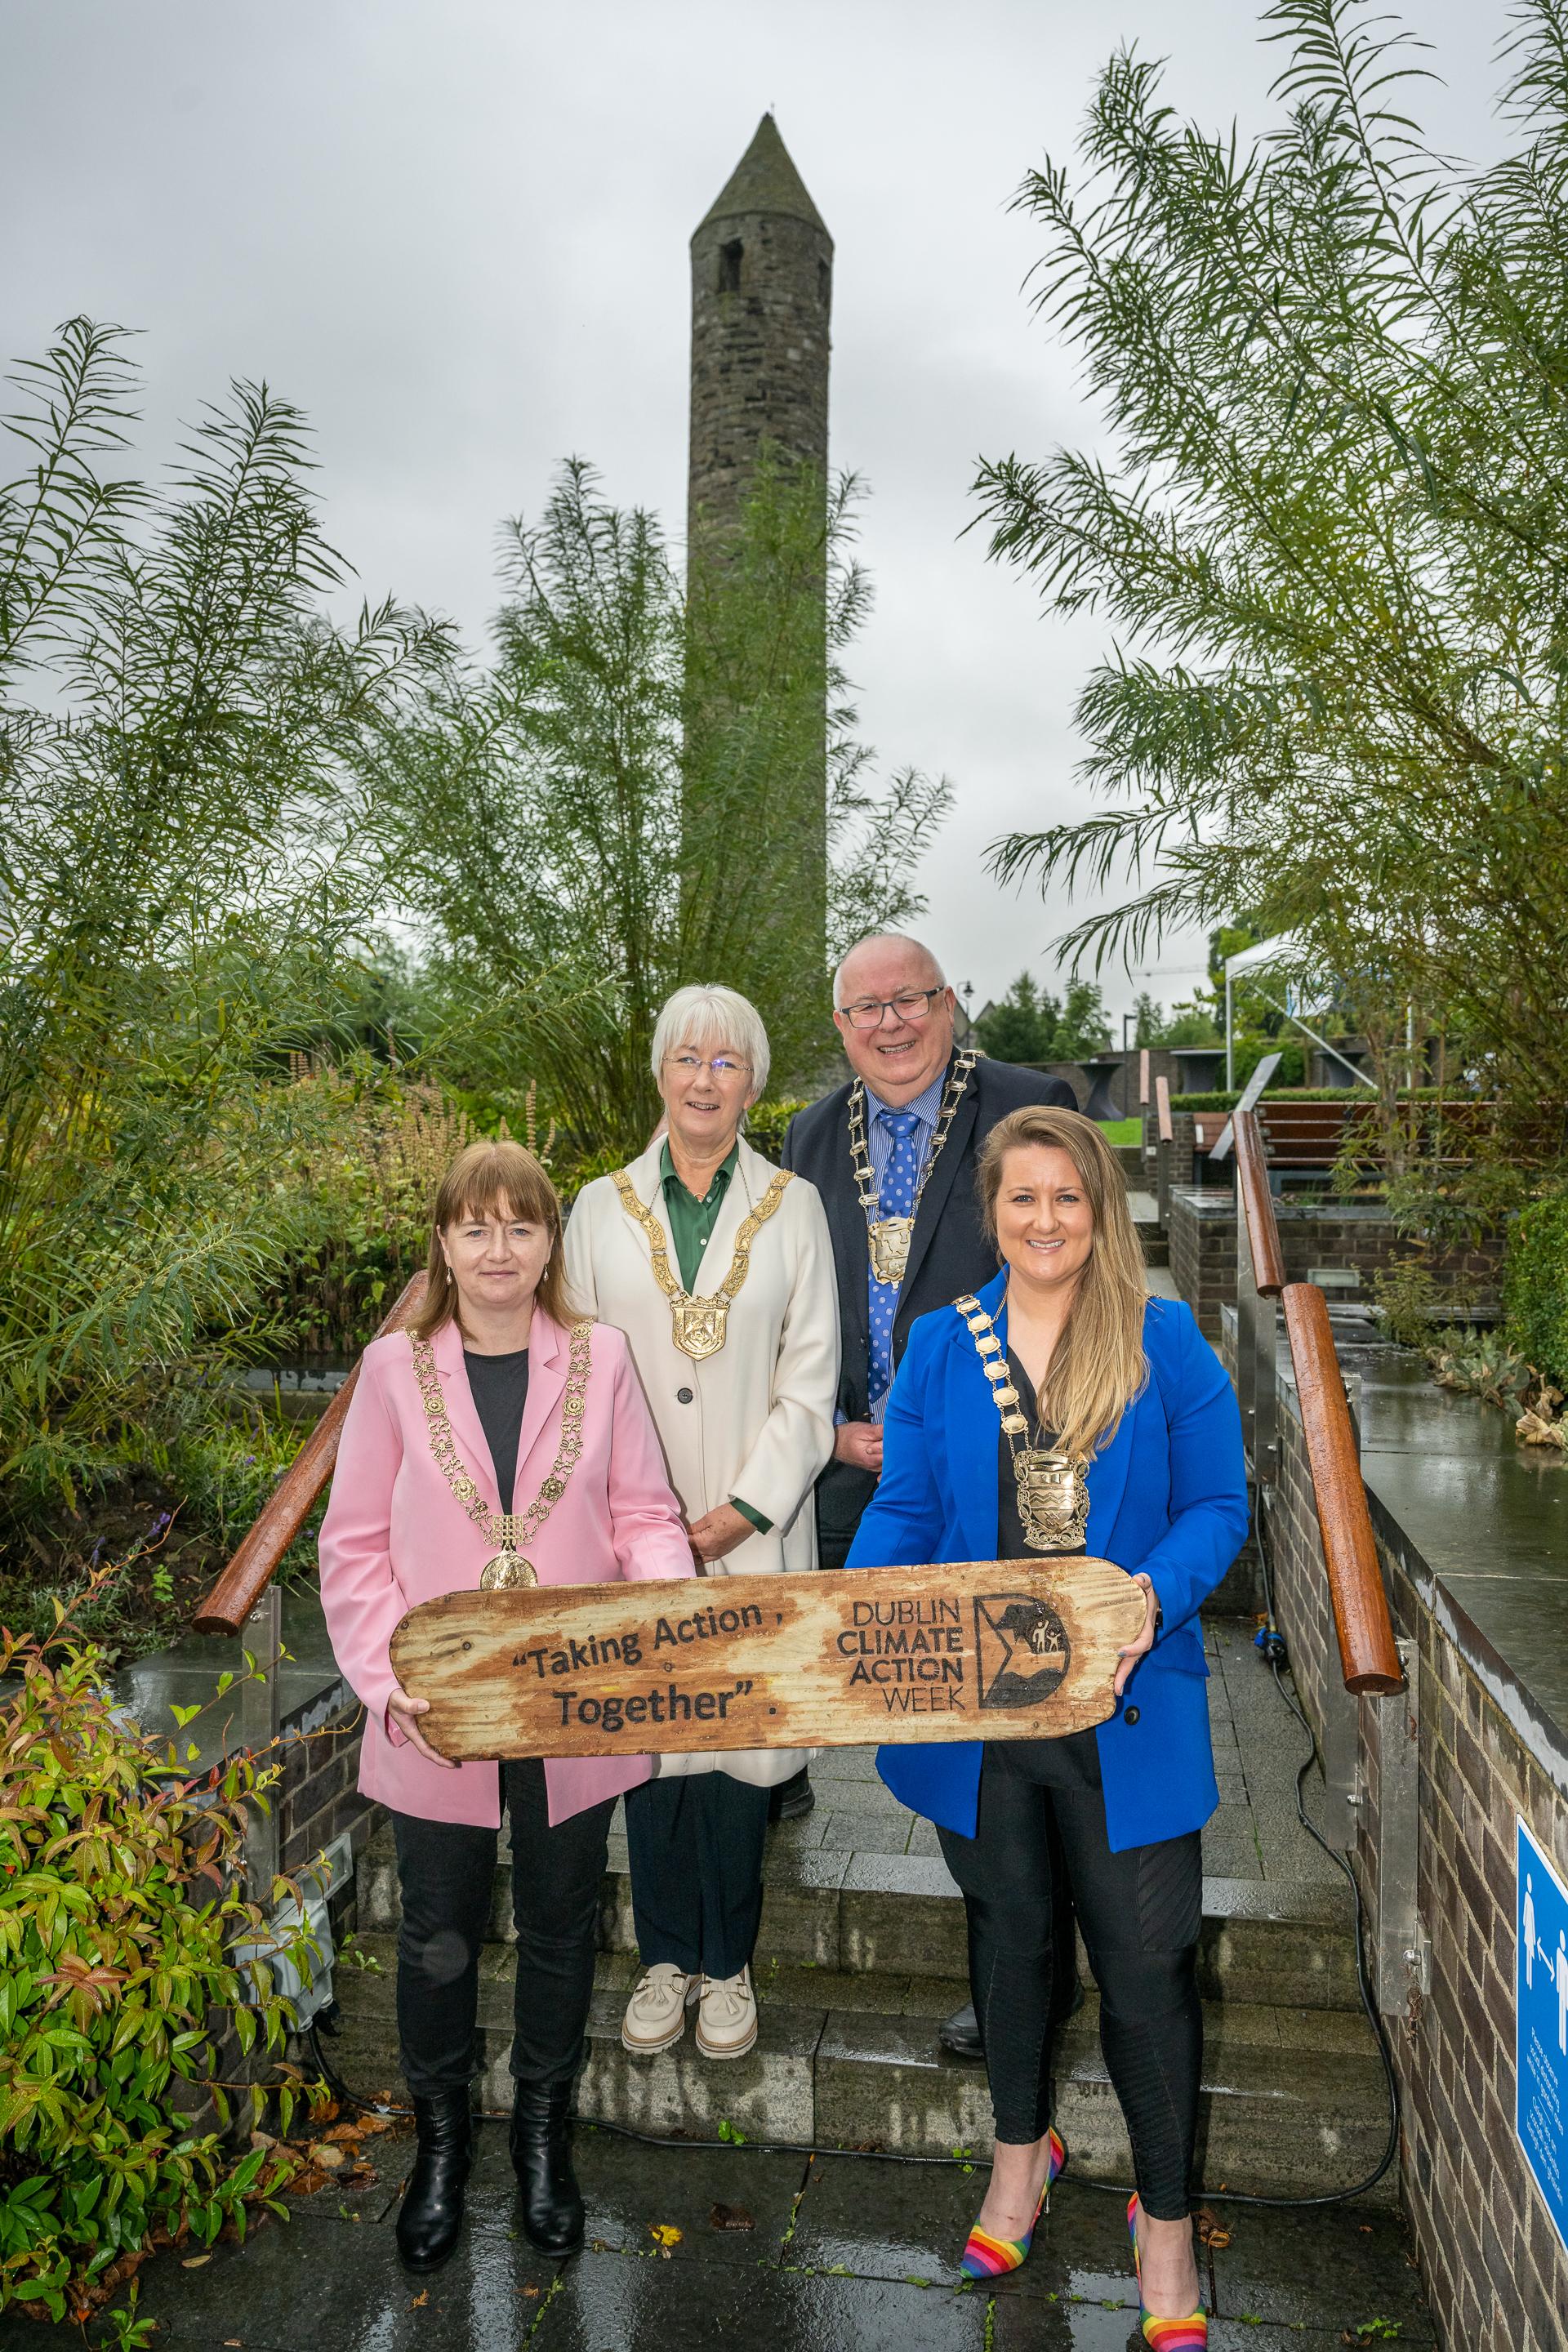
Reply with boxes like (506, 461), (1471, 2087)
(564, 983), (839, 2061)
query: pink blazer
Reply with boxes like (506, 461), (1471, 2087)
(318, 1309), (695, 1829)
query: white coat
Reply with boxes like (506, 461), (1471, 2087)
(563, 1134), (840, 1786)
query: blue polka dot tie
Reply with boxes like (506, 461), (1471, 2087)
(868, 1110), (921, 1406)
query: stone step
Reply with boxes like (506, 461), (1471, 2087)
(327, 1937), (1393, 2201)
(355, 1819), (1361, 2011)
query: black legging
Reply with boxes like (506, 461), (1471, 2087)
(937, 1740), (1203, 2220)
(391, 1757), (613, 2095)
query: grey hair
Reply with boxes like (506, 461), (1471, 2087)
(650, 983), (771, 1098)
(831, 933), (947, 1009)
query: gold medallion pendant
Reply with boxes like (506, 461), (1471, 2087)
(867, 1216), (914, 1285)
(480, 1552), (538, 1592)
(849, 1053), (976, 1291)
(612, 1167), (792, 1361)
(670, 1298), (729, 1360)
(956, 1293), (1090, 1554)
(412, 1321), (593, 1592)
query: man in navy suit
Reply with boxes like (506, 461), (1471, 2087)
(780, 933), (1076, 2057)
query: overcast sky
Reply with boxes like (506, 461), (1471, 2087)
(3, 0), (1507, 1029)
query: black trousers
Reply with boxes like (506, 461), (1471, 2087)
(624, 1771), (771, 1980)
(391, 1759), (612, 2096)
(937, 1740), (1203, 2221)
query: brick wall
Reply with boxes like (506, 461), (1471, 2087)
(1267, 1398), (1568, 2352)
(1169, 1188), (1502, 1338)
(277, 1672), (381, 1877)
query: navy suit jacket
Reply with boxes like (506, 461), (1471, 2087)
(782, 1054), (1076, 1557)
(845, 1270), (1250, 1853)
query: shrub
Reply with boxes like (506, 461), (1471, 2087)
(0, 1579), (318, 2319)
(1504, 1187), (1568, 1393)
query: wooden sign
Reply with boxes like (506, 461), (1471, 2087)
(389, 1558), (1146, 1762)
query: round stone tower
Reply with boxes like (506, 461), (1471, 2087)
(688, 114), (832, 546)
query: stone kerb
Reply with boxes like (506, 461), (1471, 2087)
(1265, 1378), (1568, 2352)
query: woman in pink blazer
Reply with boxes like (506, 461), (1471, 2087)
(319, 1138), (693, 2276)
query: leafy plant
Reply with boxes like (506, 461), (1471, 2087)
(1503, 1185), (1568, 1393)
(372, 455), (950, 1152)
(0, 1572), (322, 2319)
(0, 318), (453, 1507)
(978, 1), (1568, 1166)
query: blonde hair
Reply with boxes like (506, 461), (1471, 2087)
(410, 1140), (579, 1340)
(975, 1105), (1148, 1461)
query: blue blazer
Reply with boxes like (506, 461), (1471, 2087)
(845, 1271), (1249, 1853)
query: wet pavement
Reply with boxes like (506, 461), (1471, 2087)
(0, 2124), (1434, 2350)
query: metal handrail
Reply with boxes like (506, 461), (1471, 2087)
(1232, 1110), (1401, 1695)
(193, 1271), (429, 1637)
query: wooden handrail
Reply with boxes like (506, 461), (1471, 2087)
(1154, 1073), (1174, 1146)
(1281, 1284), (1403, 1695)
(193, 1272), (429, 1636)
(1233, 1107), (1287, 1294)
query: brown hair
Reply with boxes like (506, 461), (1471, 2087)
(410, 1140), (579, 1340)
(975, 1104), (1148, 1461)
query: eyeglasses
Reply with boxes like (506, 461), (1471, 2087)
(837, 987), (946, 1031)
(665, 1053), (751, 1080)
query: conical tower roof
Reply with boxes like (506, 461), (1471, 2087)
(695, 114), (830, 241)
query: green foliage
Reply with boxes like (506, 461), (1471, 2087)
(0, 1577), (320, 2319)
(1504, 1186), (1568, 1392)
(372, 457), (949, 1154)
(978, 2), (1568, 1153)
(1232, 1034), (1306, 1089)
(974, 973), (1111, 1062)
(0, 319), (452, 1504)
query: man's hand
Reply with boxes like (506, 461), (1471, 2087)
(688, 1503), (755, 1564)
(834, 1419), (884, 1476)
(387, 1685), (456, 1766)
(1112, 1573), (1159, 1698)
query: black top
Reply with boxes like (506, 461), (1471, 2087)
(462, 1348), (530, 1515)
(995, 1348), (1099, 1789)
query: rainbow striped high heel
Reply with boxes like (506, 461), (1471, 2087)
(959, 2127), (1066, 2279)
(1126, 2194), (1208, 2347)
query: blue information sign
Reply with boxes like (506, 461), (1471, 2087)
(1517, 1816), (1568, 2258)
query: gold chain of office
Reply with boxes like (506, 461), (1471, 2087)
(954, 1292), (1090, 1553)
(611, 1168), (794, 1361)
(411, 1319), (593, 1590)
(849, 1050), (978, 1285)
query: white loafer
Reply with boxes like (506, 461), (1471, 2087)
(621, 1963), (697, 2055)
(694, 1966), (758, 2060)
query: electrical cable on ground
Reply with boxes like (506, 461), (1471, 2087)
(311, 1494), (1402, 2209)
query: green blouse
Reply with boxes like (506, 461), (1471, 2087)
(659, 1142), (772, 1536)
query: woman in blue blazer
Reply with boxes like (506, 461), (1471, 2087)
(847, 1105), (1247, 2345)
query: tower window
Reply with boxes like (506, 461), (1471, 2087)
(719, 239), (743, 293)
(818, 258), (831, 306)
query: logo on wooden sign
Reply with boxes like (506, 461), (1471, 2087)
(390, 1559), (1144, 1762)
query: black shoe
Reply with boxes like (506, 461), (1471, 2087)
(940, 1977), (1085, 2063)
(768, 1767), (815, 1824)
(510, 2080), (585, 2257)
(938, 2002), (984, 2062)
(395, 2087), (473, 2272)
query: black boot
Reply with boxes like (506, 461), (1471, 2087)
(396, 2087), (473, 2272)
(510, 2080), (585, 2257)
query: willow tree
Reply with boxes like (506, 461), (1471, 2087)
(979, 0), (1568, 1140)
(377, 457), (950, 1152)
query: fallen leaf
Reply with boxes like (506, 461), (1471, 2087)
(323, 2122), (363, 2145)
(411, 2290), (429, 2308)
(709, 2203), (755, 2232)
(181, 2254), (212, 2269)
(308, 2142), (347, 2169)
(1194, 2207), (1231, 2251)
(518, 2284), (540, 2298)
(356, 2112), (395, 2135)
(649, 2222), (684, 2256)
